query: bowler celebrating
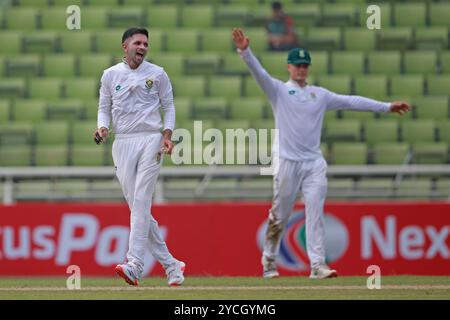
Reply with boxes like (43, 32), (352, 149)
(232, 28), (410, 279)
(94, 27), (185, 286)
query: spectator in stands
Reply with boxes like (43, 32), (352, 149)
(266, 1), (299, 51)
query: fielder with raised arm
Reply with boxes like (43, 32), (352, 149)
(94, 27), (185, 286)
(232, 28), (410, 279)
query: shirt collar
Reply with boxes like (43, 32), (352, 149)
(287, 79), (309, 89)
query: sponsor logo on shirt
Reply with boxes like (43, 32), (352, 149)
(115, 85), (121, 92)
(310, 92), (316, 99)
(288, 90), (296, 95)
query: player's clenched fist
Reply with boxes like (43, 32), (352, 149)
(390, 101), (411, 115)
(232, 28), (250, 51)
(93, 127), (109, 144)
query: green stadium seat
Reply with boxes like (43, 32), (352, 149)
(83, 100), (99, 120)
(367, 51), (401, 75)
(208, 76), (242, 98)
(192, 97), (228, 120)
(331, 142), (367, 165)
(71, 121), (97, 145)
(173, 97), (192, 122)
(343, 28), (376, 51)
(34, 145), (69, 166)
(220, 54), (249, 76)
(441, 51), (450, 74)
(122, 0), (153, 6)
(331, 51), (365, 75)
(16, 0), (50, 6)
(79, 7), (109, 30)
(109, 7), (145, 29)
(71, 144), (106, 166)
(430, 3), (450, 27)
(317, 75), (351, 95)
(166, 30), (199, 53)
(59, 31), (93, 54)
(356, 178), (395, 198)
(372, 143), (409, 165)
(78, 54), (113, 77)
(46, 0), (83, 6)
(86, 0), (119, 5)
(47, 99), (85, 122)
(216, 119), (251, 133)
(403, 51), (438, 75)
(13, 100), (47, 123)
(251, 120), (275, 131)
(244, 29), (268, 52)
(64, 78), (99, 100)
(34, 121), (69, 145)
(0, 78), (26, 99)
(321, 4), (357, 27)
(363, 120), (398, 145)
(244, 76), (265, 98)
(42, 54), (76, 77)
(4, 55), (41, 77)
(413, 96), (449, 120)
(147, 5), (179, 29)
(284, 3), (320, 27)
(0, 100), (11, 124)
(148, 29), (164, 53)
(394, 3), (426, 27)
(201, 29), (234, 53)
(171, 76), (206, 98)
(180, 5), (213, 28)
(245, 7), (271, 28)
(230, 97), (266, 120)
(426, 75), (450, 96)
(325, 120), (361, 143)
(41, 7), (72, 30)
(436, 121), (450, 143)
(149, 53), (184, 76)
(29, 78), (63, 100)
(353, 75), (388, 99)
(260, 53), (288, 79)
(308, 51), (329, 76)
(414, 27), (448, 50)
(185, 54), (221, 76)
(401, 120), (436, 143)
(0, 145), (32, 166)
(395, 178), (433, 199)
(5, 8), (38, 30)
(306, 28), (341, 51)
(339, 110), (375, 121)
(377, 28), (413, 51)
(0, 122), (33, 146)
(23, 32), (58, 54)
(390, 75), (424, 97)
(94, 30), (127, 55)
(411, 143), (448, 164)
(0, 32), (22, 54)
(215, 5), (249, 28)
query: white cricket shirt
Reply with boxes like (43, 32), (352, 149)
(239, 48), (391, 162)
(97, 59), (175, 136)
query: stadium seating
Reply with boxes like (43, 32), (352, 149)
(0, 0), (448, 202)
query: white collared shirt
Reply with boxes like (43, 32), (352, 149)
(97, 59), (175, 135)
(239, 48), (391, 162)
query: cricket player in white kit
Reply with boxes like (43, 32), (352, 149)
(94, 27), (185, 286)
(232, 28), (410, 279)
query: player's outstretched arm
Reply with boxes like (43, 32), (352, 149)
(389, 101), (410, 115)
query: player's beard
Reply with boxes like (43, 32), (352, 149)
(130, 49), (146, 66)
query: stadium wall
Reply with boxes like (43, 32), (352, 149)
(0, 202), (449, 276)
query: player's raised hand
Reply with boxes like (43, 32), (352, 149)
(232, 27), (249, 51)
(93, 127), (109, 144)
(390, 101), (411, 115)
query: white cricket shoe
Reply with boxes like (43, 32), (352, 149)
(115, 263), (140, 286)
(309, 264), (338, 279)
(166, 261), (186, 286)
(262, 256), (279, 278)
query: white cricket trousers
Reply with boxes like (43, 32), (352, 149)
(112, 132), (176, 275)
(263, 156), (328, 269)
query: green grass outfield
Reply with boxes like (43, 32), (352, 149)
(0, 276), (449, 300)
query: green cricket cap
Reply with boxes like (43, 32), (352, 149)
(287, 48), (311, 65)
